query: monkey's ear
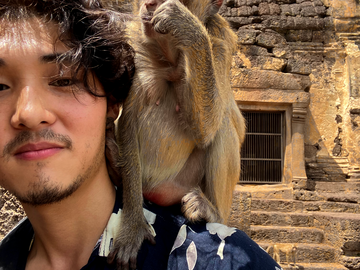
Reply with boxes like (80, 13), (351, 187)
(209, 0), (224, 15)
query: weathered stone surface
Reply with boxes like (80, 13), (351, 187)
(290, 3), (301, 15)
(251, 198), (360, 214)
(269, 3), (281, 15)
(285, 59), (312, 75)
(251, 226), (324, 244)
(251, 211), (316, 227)
(315, 5), (327, 16)
(0, 187), (26, 240)
(231, 7), (238, 17)
(239, 44), (271, 55)
(236, 29), (258, 44)
(225, 17), (254, 28)
(236, 0), (247, 6)
(312, 30), (326, 43)
(280, 242), (340, 263)
(238, 6), (252, 16)
(279, 263), (348, 270)
(281, 4), (292, 16)
(231, 68), (311, 91)
(262, 16), (325, 30)
(258, 56), (287, 71)
(251, 5), (259, 16)
(258, 2), (270, 15)
(293, 190), (326, 201)
(228, 188), (251, 235)
(256, 31), (287, 48)
(286, 29), (313, 42)
(273, 45), (293, 58)
(340, 256), (360, 270)
(301, 5), (317, 17)
(240, 55), (287, 71)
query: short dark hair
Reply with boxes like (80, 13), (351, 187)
(0, 0), (135, 104)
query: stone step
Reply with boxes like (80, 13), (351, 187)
(294, 189), (360, 204)
(340, 255), (360, 270)
(314, 181), (360, 194)
(320, 192), (360, 204)
(251, 211), (360, 255)
(250, 225), (324, 244)
(251, 198), (360, 214)
(257, 242), (341, 264)
(251, 211), (318, 227)
(280, 263), (348, 270)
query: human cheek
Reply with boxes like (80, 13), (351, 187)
(61, 98), (107, 144)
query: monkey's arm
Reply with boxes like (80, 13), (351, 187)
(152, 0), (224, 147)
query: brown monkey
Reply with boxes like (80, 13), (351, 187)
(109, 0), (245, 268)
(267, 243), (298, 266)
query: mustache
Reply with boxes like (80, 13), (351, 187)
(2, 129), (72, 159)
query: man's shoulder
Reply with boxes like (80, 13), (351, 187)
(0, 218), (33, 270)
(168, 222), (282, 270)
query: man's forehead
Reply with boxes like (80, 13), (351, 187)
(0, 18), (64, 55)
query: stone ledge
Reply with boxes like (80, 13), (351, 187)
(251, 210), (318, 227)
(251, 225), (324, 244)
(280, 263), (348, 270)
(231, 68), (311, 91)
(340, 256), (360, 270)
(257, 242), (340, 264)
(233, 88), (310, 105)
(251, 198), (360, 214)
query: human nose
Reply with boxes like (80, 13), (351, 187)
(10, 86), (56, 130)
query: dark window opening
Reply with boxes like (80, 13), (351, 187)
(240, 111), (284, 184)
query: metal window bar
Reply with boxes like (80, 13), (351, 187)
(240, 112), (284, 184)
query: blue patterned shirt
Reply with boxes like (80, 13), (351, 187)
(0, 188), (281, 270)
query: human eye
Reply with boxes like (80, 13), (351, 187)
(49, 78), (75, 87)
(0, 84), (9, 91)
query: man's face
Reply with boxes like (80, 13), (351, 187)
(0, 18), (109, 205)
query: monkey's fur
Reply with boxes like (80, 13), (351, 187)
(266, 243), (298, 266)
(109, 0), (245, 268)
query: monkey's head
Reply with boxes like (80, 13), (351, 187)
(136, 0), (224, 27)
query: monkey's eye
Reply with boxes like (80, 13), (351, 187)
(0, 84), (9, 91)
(49, 78), (75, 87)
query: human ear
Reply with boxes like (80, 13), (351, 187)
(107, 102), (120, 120)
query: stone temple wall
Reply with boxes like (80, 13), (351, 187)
(221, 0), (360, 184)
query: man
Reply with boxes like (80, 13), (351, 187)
(0, 1), (281, 270)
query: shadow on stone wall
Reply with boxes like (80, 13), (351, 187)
(0, 187), (25, 241)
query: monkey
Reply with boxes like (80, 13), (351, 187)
(107, 0), (246, 268)
(266, 243), (298, 267)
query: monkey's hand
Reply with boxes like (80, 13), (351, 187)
(151, 0), (206, 47)
(108, 217), (156, 270)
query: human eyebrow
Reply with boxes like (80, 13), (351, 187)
(40, 53), (72, 65)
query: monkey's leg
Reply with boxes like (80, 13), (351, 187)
(109, 105), (155, 270)
(182, 186), (221, 223)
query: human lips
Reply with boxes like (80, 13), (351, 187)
(14, 142), (64, 160)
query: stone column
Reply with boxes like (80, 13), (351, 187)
(291, 104), (308, 189)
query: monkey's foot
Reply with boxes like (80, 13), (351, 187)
(181, 187), (222, 223)
(107, 221), (156, 270)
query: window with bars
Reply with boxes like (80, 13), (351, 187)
(240, 111), (284, 184)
